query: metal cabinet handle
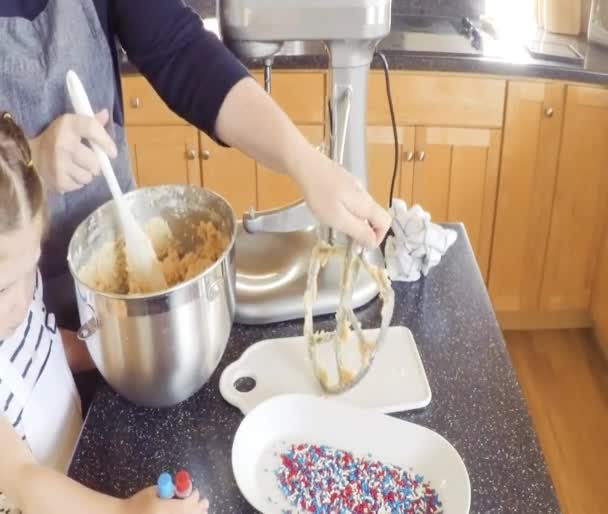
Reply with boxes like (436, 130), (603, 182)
(405, 151), (414, 162)
(416, 151), (426, 161)
(130, 97), (141, 109)
(200, 149), (211, 160)
(544, 107), (554, 118)
(186, 149), (197, 160)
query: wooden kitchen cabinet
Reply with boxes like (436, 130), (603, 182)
(122, 75), (187, 126)
(267, 72), (325, 124)
(368, 72), (506, 128)
(127, 125), (201, 187)
(199, 133), (257, 216)
(122, 72), (325, 215)
(411, 126), (501, 280)
(367, 125), (415, 208)
(253, 72), (326, 210)
(539, 86), (608, 312)
(121, 71), (608, 331)
(489, 81), (566, 318)
(256, 124), (324, 210)
(366, 73), (505, 279)
(592, 228), (608, 356)
(592, 226), (608, 353)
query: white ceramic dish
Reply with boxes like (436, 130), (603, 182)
(232, 394), (471, 513)
(220, 326), (432, 415)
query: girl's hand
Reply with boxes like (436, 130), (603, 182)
(292, 145), (392, 249)
(123, 486), (209, 514)
(29, 109), (118, 193)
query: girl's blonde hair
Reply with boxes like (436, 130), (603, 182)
(0, 112), (45, 233)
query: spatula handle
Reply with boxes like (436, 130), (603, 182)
(65, 70), (123, 201)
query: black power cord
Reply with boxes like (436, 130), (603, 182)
(373, 50), (399, 211)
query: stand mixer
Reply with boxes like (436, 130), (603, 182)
(218, 0), (392, 325)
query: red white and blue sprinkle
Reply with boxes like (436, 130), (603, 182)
(274, 443), (443, 513)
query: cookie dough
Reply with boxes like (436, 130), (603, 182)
(79, 217), (228, 294)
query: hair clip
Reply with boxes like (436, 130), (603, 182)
(2, 112), (13, 120)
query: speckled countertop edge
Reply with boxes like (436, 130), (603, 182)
(119, 48), (608, 86)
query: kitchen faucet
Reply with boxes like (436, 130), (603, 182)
(218, 0), (392, 324)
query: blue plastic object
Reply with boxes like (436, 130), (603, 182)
(157, 472), (175, 499)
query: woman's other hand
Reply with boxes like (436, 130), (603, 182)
(29, 109), (118, 193)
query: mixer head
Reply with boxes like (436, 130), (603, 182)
(217, 0), (392, 61)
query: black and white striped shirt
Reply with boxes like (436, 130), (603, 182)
(1, 270), (59, 514)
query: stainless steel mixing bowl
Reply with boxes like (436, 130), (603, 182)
(67, 185), (236, 407)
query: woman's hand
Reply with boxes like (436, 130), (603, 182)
(290, 144), (392, 249)
(123, 486), (209, 514)
(29, 109), (117, 193)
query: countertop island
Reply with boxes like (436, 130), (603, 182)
(68, 225), (561, 513)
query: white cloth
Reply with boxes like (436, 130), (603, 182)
(0, 271), (83, 513)
(384, 199), (458, 282)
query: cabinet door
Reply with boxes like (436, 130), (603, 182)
(489, 82), (565, 313)
(367, 126), (415, 208)
(256, 125), (324, 211)
(540, 86), (608, 311)
(199, 133), (257, 217)
(413, 126), (501, 280)
(126, 126), (201, 187)
(268, 72), (326, 124)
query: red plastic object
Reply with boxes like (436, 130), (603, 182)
(175, 470), (192, 497)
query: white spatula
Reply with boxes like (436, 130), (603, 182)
(66, 70), (167, 293)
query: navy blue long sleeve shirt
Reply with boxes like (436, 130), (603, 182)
(1, 0), (250, 138)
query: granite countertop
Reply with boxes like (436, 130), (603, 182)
(68, 224), (560, 513)
(118, 5), (608, 86)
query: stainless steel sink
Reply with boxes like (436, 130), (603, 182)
(378, 31), (484, 56)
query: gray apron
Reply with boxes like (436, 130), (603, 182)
(0, 0), (135, 331)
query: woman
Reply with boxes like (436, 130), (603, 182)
(1, 0), (390, 339)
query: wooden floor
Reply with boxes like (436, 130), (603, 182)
(505, 329), (608, 514)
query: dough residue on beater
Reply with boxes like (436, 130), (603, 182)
(79, 217), (228, 294)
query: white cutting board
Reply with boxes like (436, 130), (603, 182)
(219, 326), (431, 414)
(232, 394), (470, 514)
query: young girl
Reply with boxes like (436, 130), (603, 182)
(0, 112), (208, 514)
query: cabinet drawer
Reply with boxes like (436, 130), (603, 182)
(368, 73), (506, 128)
(122, 76), (188, 126)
